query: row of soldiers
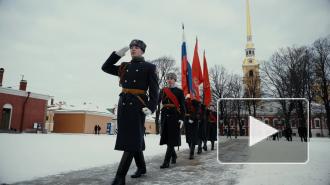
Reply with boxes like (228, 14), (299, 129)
(102, 39), (217, 185)
(157, 73), (217, 169)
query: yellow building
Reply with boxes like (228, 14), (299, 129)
(242, 0), (261, 98)
(53, 110), (113, 134)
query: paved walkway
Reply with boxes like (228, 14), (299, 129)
(13, 143), (244, 185)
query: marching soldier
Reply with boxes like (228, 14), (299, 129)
(206, 109), (217, 150)
(184, 95), (200, 159)
(158, 73), (185, 168)
(102, 39), (159, 185)
(197, 104), (208, 153)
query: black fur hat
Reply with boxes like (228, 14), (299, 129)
(129, 39), (146, 53)
(166, 72), (177, 81)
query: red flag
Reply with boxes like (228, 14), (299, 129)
(192, 38), (203, 101)
(203, 50), (212, 107)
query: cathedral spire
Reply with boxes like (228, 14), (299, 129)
(245, 0), (255, 50)
(246, 0), (252, 42)
(242, 0), (260, 98)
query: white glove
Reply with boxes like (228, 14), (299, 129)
(179, 120), (184, 128)
(142, 107), (152, 116)
(115, 46), (129, 57)
(188, 119), (194, 124)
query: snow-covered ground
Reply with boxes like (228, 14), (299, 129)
(0, 133), (188, 184)
(1, 134), (329, 185)
(238, 137), (330, 185)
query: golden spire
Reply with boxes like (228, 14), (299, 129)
(245, 0), (254, 49)
(246, 0), (252, 42)
(242, 0), (260, 99)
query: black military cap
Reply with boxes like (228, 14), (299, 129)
(166, 72), (177, 81)
(129, 39), (147, 53)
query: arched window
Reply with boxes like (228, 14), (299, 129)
(264, 118), (269, 125)
(290, 119), (297, 128)
(230, 119), (234, 126)
(1, 104), (13, 130)
(314, 118), (320, 128)
(249, 70), (254, 77)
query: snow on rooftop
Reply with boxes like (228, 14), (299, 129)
(48, 102), (115, 116)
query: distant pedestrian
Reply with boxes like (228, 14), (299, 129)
(227, 127), (232, 139)
(272, 132), (279, 141)
(284, 126), (292, 141)
(97, 125), (101, 135)
(298, 125), (307, 142)
(94, 125), (98, 135)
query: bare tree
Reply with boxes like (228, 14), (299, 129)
(313, 37), (330, 136)
(149, 56), (179, 89)
(209, 65), (231, 133)
(229, 74), (244, 135)
(243, 74), (260, 117)
(299, 47), (316, 137)
(262, 45), (316, 135)
(262, 47), (298, 128)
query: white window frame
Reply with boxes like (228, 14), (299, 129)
(264, 118), (270, 125)
(314, 118), (321, 128)
(2, 104), (13, 129)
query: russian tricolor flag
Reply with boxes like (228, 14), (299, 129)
(181, 24), (193, 96)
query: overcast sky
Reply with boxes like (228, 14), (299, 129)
(1, 0), (329, 110)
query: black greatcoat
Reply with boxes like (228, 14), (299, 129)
(159, 87), (185, 146)
(184, 99), (200, 145)
(207, 110), (217, 141)
(198, 104), (207, 142)
(102, 52), (159, 152)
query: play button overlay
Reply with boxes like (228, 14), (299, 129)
(249, 116), (278, 147)
(217, 98), (309, 164)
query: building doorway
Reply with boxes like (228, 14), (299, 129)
(1, 104), (13, 130)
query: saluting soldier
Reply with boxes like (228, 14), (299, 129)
(206, 109), (217, 150)
(158, 73), (185, 168)
(102, 39), (159, 185)
(184, 95), (200, 159)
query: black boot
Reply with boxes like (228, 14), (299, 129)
(130, 168), (146, 178)
(211, 141), (215, 150)
(160, 146), (172, 168)
(112, 152), (134, 185)
(131, 151), (146, 178)
(112, 177), (125, 185)
(203, 141), (207, 151)
(189, 144), (195, 160)
(171, 150), (177, 164)
(197, 145), (202, 154)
